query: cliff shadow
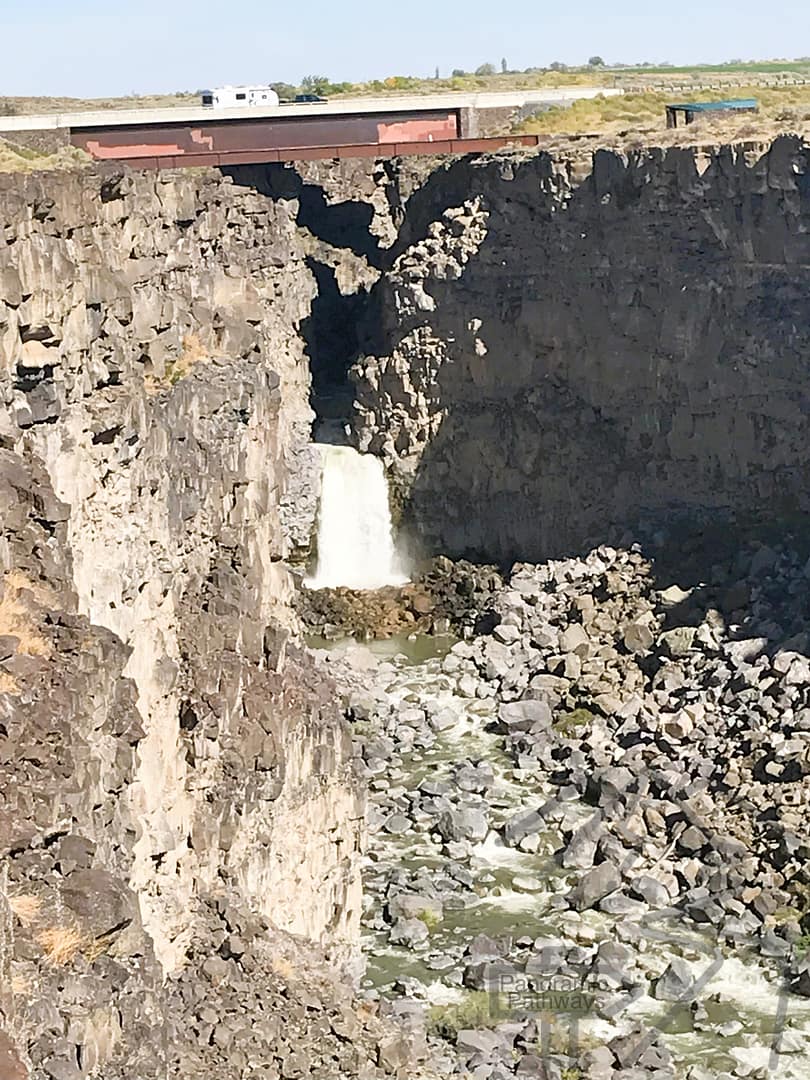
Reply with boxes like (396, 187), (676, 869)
(299, 256), (372, 430)
(388, 138), (810, 599)
(223, 163), (383, 265)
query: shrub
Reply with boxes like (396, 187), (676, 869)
(164, 332), (209, 386)
(301, 74), (331, 95)
(416, 909), (443, 932)
(554, 708), (597, 735)
(428, 992), (494, 1038)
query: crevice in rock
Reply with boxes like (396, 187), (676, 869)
(300, 256), (370, 430)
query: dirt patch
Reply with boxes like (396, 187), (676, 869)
(0, 571), (53, 657)
(298, 557), (503, 639)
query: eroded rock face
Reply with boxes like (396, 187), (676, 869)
(350, 136), (810, 562)
(0, 439), (426, 1078)
(0, 170), (363, 973)
(0, 166), (430, 1078)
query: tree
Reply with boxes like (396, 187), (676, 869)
(301, 74), (331, 95)
(549, 61), (568, 72)
(475, 62), (497, 76)
(435, 66), (440, 79)
(451, 68), (467, 77)
(270, 82), (297, 101)
(501, 57), (508, 74)
(588, 56), (605, 67)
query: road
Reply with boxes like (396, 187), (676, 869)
(0, 87), (622, 133)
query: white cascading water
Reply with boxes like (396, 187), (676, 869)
(305, 444), (408, 590)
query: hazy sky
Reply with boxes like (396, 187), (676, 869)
(4, 0), (810, 97)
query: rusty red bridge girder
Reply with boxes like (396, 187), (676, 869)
(107, 135), (544, 170)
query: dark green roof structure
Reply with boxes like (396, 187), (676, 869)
(666, 99), (758, 128)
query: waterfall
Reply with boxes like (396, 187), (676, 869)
(305, 444), (407, 590)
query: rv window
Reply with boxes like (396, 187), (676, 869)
(202, 94), (213, 105)
(236, 92), (246, 100)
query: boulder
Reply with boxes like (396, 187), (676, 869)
(389, 918), (430, 948)
(455, 1029), (504, 1057)
(654, 958), (696, 1001)
(387, 893), (443, 923)
(561, 813), (603, 870)
(659, 627), (697, 658)
(437, 807), (489, 842)
(496, 699), (552, 733)
(569, 862), (622, 911)
(502, 808), (545, 847)
(623, 619), (655, 654)
(558, 624), (591, 655)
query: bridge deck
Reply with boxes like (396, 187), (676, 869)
(0, 88), (620, 132)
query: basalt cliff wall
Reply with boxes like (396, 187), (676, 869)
(350, 135), (810, 564)
(0, 169), (420, 1079)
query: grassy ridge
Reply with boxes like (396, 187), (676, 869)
(0, 140), (90, 173)
(615, 60), (810, 75)
(519, 84), (810, 135)
(4, 60), (810, 117)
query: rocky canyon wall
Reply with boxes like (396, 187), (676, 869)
(0, 167), (363, 989)
(6, 133), (810, 1077)
(350, 135), (810, 564)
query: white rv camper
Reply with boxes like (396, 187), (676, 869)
(200, 86), (280, 108)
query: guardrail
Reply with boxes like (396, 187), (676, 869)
(622, 78), (810, 93)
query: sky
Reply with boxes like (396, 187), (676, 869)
(3, 0), (810, 98)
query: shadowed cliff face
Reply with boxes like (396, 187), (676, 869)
(351, 136), (810, 566)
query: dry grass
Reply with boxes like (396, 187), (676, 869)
(270, 955), (295, 980)
(164, 333), (210, 386)
(0, 92), (197, 116)
(83, 936), (111, 963)
(0, 672), (20, 696)
(8, 893), (42, 927)
(4, 570), (56, 604)
(0, 571), (52, 658)
(518, 83), (810, 138)
(0, 139), (90, 174)
(1, 67), (810, 116)
(36, 925), (89, 965)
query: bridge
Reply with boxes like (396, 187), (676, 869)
(0, 88), (621, 168)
